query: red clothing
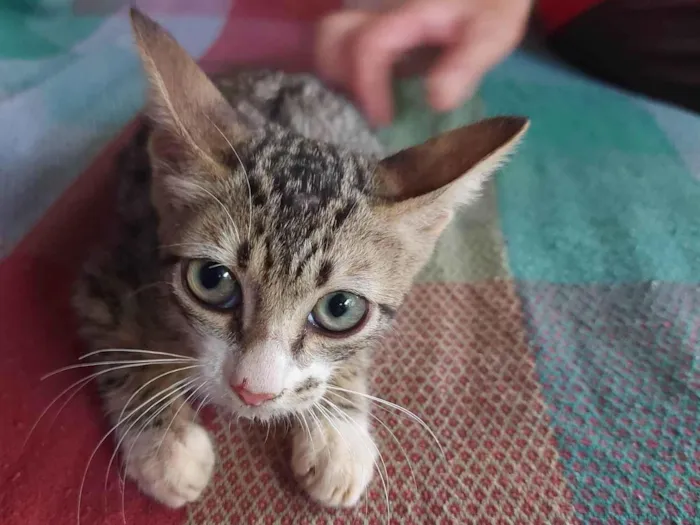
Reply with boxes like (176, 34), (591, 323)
(537, 0), (606, 32)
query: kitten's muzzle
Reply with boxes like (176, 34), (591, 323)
(231, 379), (279, 407)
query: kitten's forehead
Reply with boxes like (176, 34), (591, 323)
(243, 131), (375, 205)
(223, 133), (378, 284)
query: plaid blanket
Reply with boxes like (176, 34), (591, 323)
(1, 2), (698, 524)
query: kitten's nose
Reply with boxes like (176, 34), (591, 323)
(231, 380), (277, 406)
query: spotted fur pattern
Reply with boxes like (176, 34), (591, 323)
(72, 9), (528, 511)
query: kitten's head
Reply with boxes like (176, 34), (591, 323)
(129, 9), (528, 421)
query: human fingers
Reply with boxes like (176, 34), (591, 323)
(314, 11), (374, 88)
(350, 1), (466, 124)
(427, 3), (530, 111)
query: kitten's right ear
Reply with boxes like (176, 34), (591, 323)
(375, 117), (529, 237)
(129, 8), (246, 169)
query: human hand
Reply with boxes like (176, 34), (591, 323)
(315, 0), (532, 125)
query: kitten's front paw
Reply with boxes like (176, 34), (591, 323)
(291, 417), (377, 507)
(124, 422), (215, 508)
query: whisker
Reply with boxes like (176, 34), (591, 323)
(301, 412), (328, 456)
(155, 380), (208, 458)
(369, 408), (417, 499)
(124, 281), (174, 300)
(264, 420), (271, 444)
(77, 376), (194, 525)
(321, 399), (391, 523)
(326, 390), (418, 499)
(24, 362), (190, 449)
(105, 376), (196, 495)
(42, 359), (193, 380)
(292, 413), (302, 438)
(191, 393), (211, 423)
(160, 242), (220, 251)
(314, 403), (347, 464)
(114, 365), (201, 434)
(207, 116), (253, 240)
(183, 178), (240, 245)
(308, 408), (330, 459)
(327, 386), (445, 459)
(297, 412), (315, 455)
(118, 378), (200, 524)
(79, 348), (196, 362)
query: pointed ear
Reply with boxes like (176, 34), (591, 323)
(129, 8), (246, 168)
(376, 117), (529, 235)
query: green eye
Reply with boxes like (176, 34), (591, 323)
(310, 291), (368, 334)
(185, 259), (242, 309)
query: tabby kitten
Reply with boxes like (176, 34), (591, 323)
(73, 8), (528, 510)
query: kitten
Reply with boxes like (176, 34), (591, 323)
(72, 8), (528, 510)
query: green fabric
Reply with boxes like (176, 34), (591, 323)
(379, 78), (509, 283)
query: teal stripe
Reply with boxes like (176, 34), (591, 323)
(518, 282), (699, 523)
(482, 53), (700, 283)
(0, 9), (104, 60)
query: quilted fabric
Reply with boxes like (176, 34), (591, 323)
(1, 1), (699, 524)
(193, 282), (575, 524)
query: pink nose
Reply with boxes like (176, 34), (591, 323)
(231, 381), (277, 406)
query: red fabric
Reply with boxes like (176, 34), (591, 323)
(0, 123), (177, 525)
(232, 0), (340, 20)
(0, 3), (329, 523)
(0, 3), (572, 524)
(537, 0), (606, 32)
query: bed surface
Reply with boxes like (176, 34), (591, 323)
(1, 2), (698, 524)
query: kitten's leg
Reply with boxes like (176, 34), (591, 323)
(73, 270), (215, 508)
(99, 364), (215, 508)
(291, 364), (377, 507)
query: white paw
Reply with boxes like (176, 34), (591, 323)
(124, 422), (215, 508)
(291, 416), (377, 507)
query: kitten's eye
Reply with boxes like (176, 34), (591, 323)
(309, 292), (368, 334)
(185, 259), (241, 309)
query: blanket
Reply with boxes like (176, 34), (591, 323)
(1, 2), (698, 524)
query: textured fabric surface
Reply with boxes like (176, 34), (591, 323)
(191, 283), (575, 524)
(0, 0), (330, 255)
(521, 283), (700, 524)
(1, 1), (699, 525)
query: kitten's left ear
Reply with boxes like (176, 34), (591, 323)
(129, 8), (245, 167)
(376, 117), (529, 236)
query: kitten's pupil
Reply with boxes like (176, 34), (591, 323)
(328, 293), (351, 318)
(200, 263), (229, 289)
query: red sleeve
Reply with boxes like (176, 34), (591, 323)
(537, 0), (607, 32)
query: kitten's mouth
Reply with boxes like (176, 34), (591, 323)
(227, 391), (283, 419)
(224, 388), (322, 422)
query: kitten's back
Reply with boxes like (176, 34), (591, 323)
(214, 70), (383, 156)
